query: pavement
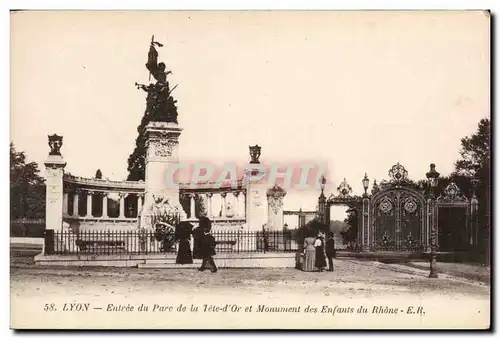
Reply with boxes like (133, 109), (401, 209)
(9, 252), (490, 329)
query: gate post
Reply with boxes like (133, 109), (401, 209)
(44, 229), (55, 255)
(470, 185), (479, 250)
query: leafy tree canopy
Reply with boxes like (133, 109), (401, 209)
(10, 143), (45, 219)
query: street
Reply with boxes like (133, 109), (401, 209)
(9, 250), (490, 329)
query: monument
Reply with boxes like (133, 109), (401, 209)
(244, 145), (269, 231)
(137, 36), (186, 228)
(44, 134), (67, 231)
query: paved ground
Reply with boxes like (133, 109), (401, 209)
(9, 250), (491, 329)
(11, 258), (490, 299)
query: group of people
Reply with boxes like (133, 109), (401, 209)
(175, 216), (218, 273)
(313, 231), (337, 272)
(175, 216), (337, 273)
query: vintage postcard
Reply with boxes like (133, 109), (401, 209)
(10, 10), (491, 330)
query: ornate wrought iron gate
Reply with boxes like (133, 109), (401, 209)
(372, 188), (425, 251)
(317, 162), (479, 253)
(370, 163), (426, 252)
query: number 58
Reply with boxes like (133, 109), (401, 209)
(44, 303), (55, 311)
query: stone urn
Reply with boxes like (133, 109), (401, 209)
(302, 237), (317, 272)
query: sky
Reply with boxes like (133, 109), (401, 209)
(10, 11), (490, 220)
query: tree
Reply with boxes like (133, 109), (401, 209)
(340, 208), (358, 244)
(455, 119), (490, 178)
(10, 143), (46, 219)
(454, 118), (491, 263)
(329, 220), (348, 235)
(304, 218), (329, 237)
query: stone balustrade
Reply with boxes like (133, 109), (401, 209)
(61, 173), (248, 229)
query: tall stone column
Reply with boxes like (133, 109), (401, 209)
(189, 193), (196, 219)
(137, 193), (144, 216)
(207, 193), (213, 218)
(266, 184), (286, 231)
(102, 193), (109, 218)
(85, 191), (93, 218)
(119, 193), (127, 218)
(220, 192), (227, 218)
(233, 192), (240, 217)
(72, 191), (79, 217)
(44, 135), (67, 231)
(62, 191), (69, 217)
(244, 145), (268, 231)
(142, 121), (185, 228)
(239, 192), (246, 219)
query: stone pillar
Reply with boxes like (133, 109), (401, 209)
(137, 193), (144, 215)
(62, 191), (69, 217)
(72, 191), (79, 217)
(241, 192), (246, 219)
(85, 191), (93, 218)
(233, 192), (240, 217)
(318, 191), (327, 225)
(207, 193), (213, 218)
(220, 192), (227, 218)
(189, 193), (196, 219)
(119, 193), (127, 218)
(243, 145), (267, 231)
(102, 193), (108, 218)
(142, 121), (185, 228)
(424, 199), (431, 252)
(266, 184), (286, 231)
(44, 134), (67, 231)
(471, 195), (479, 249)
(298, 209), (306, 228)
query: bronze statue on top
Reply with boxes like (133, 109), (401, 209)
(48, 134), (63, 156)
(136, 35), (178, 124)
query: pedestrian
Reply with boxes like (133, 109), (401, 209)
(325, 231), (337, 272)
(175, 221), (193, 264)
(198, 219), (217, 273)
(314, 232), (327, 272)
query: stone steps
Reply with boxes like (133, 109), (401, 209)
(138, 254), (296, 269)
(138, 261), (200, 269)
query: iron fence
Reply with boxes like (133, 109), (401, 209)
(48, 229), (300, 255)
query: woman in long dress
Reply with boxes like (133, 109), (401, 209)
(314, 233), (327, 272)
(175, 221), (193, 264)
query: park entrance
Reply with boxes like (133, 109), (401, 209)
(317, 163), (480, 253)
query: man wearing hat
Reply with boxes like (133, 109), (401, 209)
(198, 216), (217, 273)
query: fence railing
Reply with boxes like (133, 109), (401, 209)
(46, 230), (300, 256)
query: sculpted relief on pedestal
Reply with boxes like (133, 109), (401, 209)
(148, 139), (178, 158)
(266, 184), (287, 215)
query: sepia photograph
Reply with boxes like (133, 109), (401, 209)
(9, 10), (491, 330)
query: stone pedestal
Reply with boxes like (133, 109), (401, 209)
(44, 155), (67, 231)
(266, 184), (286, 231)
(244, 169), (268, 232)
(141, 121), (186, 229)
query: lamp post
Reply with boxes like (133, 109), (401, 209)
(362, 173), (369, 197)
(426, 163), (440, 278)
(361, 173), (370, 250)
